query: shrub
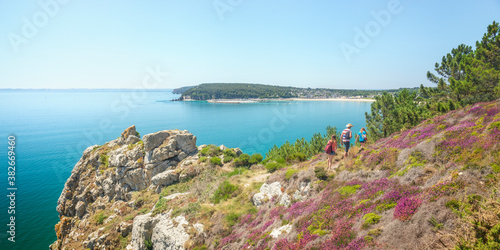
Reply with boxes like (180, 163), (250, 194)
(314, 167), (328, 180)
(287, 152), (307, 162)
(265, 162), (284, 173)
(338, 185), (361, 196)
(362, 213), (381, 228)
(100, 154), (109, 168)
(249, 153), (263, 165)
(94, 211), (108, 225)
(223, 155), (234, 163)
(376, 202), (396, 212)
(234, 153), (250, 167)
(210, 157), (222, 166)
(199, 156), (207, 162)
(223, 148), (236, 158)
(368, 228), (382, 237)
(394, 196), (422, 221)
(200, 145), (221, 157)
(211, 181), (239, 204)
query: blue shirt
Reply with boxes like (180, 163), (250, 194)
(358, 131), (367, 142)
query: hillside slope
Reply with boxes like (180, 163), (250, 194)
(51, 100), (500, 249)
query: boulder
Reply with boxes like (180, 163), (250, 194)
(151, 215), (190, 250)
(121, 125), (138, 139)
(143, 131), (171, 151)
(75, 201), (86, 218)
(270, 224), (292, 238)
(151, 170), (179, 187)
(252, 182), (283, 206)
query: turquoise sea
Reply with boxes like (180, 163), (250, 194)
(0, 89), (372, 249)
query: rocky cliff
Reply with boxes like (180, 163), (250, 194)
(52, 100), (500, 250)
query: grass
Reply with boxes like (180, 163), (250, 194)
(100, 154), (110, 168)
(94, 211), (108, 225)
(285, 168), (298, 180)
(211, 180), (240, 204)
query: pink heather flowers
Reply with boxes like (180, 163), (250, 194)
(393, 196), (422, 221)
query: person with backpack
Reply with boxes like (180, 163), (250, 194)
(356, 127), (368, 149)
(341, 123), (353, 158)
(325, 134), (337, 170)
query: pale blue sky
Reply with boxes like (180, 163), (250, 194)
(1, 0), (499, 89)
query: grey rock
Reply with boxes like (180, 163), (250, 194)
(279, 193), (291, 207)
(127, 213), (160, 250)
(252, 182), (282, 206)
(151, 214), (189, 250)
(234, 148), (243, 156)
(109, 153), (127, 168)
(75, 201), (86, 218)
(151, 170), (179, 187)
(143, 131), (171, 152)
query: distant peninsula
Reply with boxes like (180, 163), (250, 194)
(174, 83), (417, 101)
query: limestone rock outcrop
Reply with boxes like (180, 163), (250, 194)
(51, 126), (198, 250)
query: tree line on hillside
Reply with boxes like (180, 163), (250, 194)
(180, 83), (296, 100)
(178, 83), (418, 100)
(366, 21), (500, 140)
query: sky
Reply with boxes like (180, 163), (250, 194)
(0, 0), (499, 90)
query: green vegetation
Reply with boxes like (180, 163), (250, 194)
(265, 126), (339, 168)
(179, 83), (418, 101)
(314, 167), (329, 181)
(249, 153), (263, 165)
(234, 153), (251, 168)
(428, 215), (443, 231)
(100, 154), (110, 168)
(285, 168), (298, 180)
(199, 156), (207, 162)
(225, 212), (240, 226)
(265, 161), (285, 173)
(362, 213), (381, 228)
(366, 21), (500, 141)
(210, 157), (222, 166)
(338, 184), (361, 196)
(200, 145), (221, 157)
(94, 211), (108, 225)
(211, 181), (240, 204)
(144, 238), (153, 250)
(376, 202), (396, 212)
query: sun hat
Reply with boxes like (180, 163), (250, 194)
(346, 123), (353, 128)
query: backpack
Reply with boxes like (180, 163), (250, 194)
(325, 140), (333, 154)
(342, 129), (351, 141)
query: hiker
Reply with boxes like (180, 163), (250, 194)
(356, 127), (368, 149)
(341, 123), (353, 158)
(325, 134), (337, 170)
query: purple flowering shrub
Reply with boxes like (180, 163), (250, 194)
(393, 196), (422, 221)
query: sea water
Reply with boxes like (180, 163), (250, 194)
(0, 89), (372, 249)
